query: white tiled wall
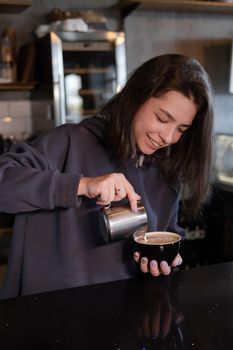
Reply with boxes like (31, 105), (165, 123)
(0, 100), (32, 141)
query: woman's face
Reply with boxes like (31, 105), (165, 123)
(132, 91), (197, 155)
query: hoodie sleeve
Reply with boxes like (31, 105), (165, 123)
(0, 125), (81, 214)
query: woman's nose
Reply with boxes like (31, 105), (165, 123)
(159, 127), (175, 145)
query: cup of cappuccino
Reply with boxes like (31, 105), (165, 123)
(133, 231), (181, 265)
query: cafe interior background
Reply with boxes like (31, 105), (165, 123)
(0, 0), (233, 286)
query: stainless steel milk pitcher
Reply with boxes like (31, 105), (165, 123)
(98, 201), (148, 243)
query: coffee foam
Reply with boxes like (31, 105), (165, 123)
(134, 231), (181, 245)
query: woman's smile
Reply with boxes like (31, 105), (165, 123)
(147, 133), (163, 150)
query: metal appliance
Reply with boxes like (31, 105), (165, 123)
(33, 30), (126, 129)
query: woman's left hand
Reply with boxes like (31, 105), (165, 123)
(133, 252), (183, 276)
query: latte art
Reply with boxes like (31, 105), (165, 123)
(134, 232), (181, 245)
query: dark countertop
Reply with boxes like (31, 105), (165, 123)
(0, 262), (233, 349)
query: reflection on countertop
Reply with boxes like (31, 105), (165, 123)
(0, 213), (13, 286)
(0, 262), (232, 349)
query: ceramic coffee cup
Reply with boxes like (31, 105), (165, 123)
(133, 230), (181, 265)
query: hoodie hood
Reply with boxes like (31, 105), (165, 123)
(79, 115), (107, 143)
(79, 115), (153, 168)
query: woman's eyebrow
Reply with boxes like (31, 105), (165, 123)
(159, 107), (174, 121)
(159, 107), (192, 127)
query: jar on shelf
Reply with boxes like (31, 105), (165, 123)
(0, 27), (17, 82)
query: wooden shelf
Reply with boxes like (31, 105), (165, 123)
(0, 82), (36, 90)
(79, 88), (104, 95)
(64, 67), (112, 75)
(118, 0), (233, 15)
(0, 0), (31, 13)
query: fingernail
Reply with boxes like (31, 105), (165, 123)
(160, 261), (166, 268)
(141, 257), (147, 264)
(150, 260), (156, 267)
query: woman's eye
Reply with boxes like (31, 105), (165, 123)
(155, 114), (167, 123)
(178, 128), (188, 134)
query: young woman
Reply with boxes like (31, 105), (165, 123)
(0, 54), (213, 299)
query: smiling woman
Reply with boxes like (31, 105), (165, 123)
(0, 53), (214, 299)
(101, 54), (213, 213)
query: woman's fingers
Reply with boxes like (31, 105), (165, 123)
(134, 251), (140, 263)
(159, 261), (171, 275)
(134, 252), (182, 276)
(171, 254), (183, 267)
(149, 260), (160, 277)
(123, 179), (141, 212)
(114, 186), (126, 200)
(78, 173), (140, 209)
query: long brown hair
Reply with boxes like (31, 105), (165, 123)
(99, 54), (214, 214)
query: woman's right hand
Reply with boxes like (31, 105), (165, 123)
(77, 173), (141, 212)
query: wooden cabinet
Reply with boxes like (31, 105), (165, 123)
(126, 0), (233, 14)
(0, 0), (31, 14)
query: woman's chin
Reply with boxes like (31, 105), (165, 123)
(140, 149), (157, 155)
(139, 144), (158, 155)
